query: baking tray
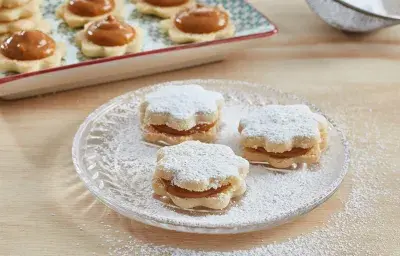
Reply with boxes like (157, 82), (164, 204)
(0, 0), (277, 99)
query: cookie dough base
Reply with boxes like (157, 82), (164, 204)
(133, 0), (196, 19)
(0, 0), (42, 22)
(243, 144), (323, 169)
(75, 26), (143, 58)
(153, 178), (246, 209)
(0, 43), (66, 73)
(160, 17), (235, 44)
(0, 13), (50, 35)
(142, 124), (218, 145)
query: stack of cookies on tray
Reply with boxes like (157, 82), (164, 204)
(0, 0), (66, 73)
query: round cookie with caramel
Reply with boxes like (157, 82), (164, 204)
(160, 4), (235, 44)
(56, 0), (124, 28)
(75, 15), (143, 58)
(0, 30), (66, 73)
(139, 84), (224, 145)
(153, 141), (249, 210)
(133, 0), (196, 19)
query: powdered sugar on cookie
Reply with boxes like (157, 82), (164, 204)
(141, 84), (224, 130)
(155, 141), (249, 191)
(239, 104), (328, 152)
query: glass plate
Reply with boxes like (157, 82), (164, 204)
(72, 79), (349, 234)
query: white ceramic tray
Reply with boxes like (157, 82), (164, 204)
(0, 0), (277, 99)
(72, 80), (349, 234)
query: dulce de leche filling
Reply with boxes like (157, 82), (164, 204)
(86, 15), (135, 46)
(143, 0), (188, 7)
(151, 121), (216, 136)
(252, 147), (311, 159)
(0, 30), (56, 61)
(162, 179), (230, 198)
(174, 5), (228, 34)
(68, 0), (115, 17)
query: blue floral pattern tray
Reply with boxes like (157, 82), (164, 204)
(0, 0), (277, 98)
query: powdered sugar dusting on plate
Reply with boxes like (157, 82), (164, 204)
(158, 141), (248, 190)
(76, 81), (398, 255)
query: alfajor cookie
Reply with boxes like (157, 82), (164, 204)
(56, 0), (124, 28)
(140, 84), (224, 145)
(160, 4), (235, 44)
(133, 0), (196, 19)
(152, 141), (250, 209)
(238, 104), (328, 169)
(75, 15), (143, 58)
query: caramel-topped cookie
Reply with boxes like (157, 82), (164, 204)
(152, 141), (249, 209)
(140, 84), (224, 145)
(238, 105), (328, 169)
(160, 4), (235, 43)
(75, 15), (143, 57)
(0, 30), (66, 73)
(56, 0), (124, 28)
(133, 0), (195, 19)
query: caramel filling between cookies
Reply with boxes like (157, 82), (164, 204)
(162, 179), (230, 198)
(250, 147), (311, 159)
(68, 0), (115, 17)
(174, 5), (228, 34)
(151, 121), (216, 136)
(86, 15), (136, 46)
(143, 0), (188, 7)
(0, 30), (56, 61)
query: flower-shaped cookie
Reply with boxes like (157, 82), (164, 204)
(56, 0), (124, 28)
(0, 30), (66, 73)
(238, 105), (328, 169)
(160, 4), (235, 44)
(133, 0), (196, 19)
(153, 141), (250, 209)
(0, 0), (42, 22)
(140, 84), (224, 145)
(0, 13), (50, 35)
(0, 0), (30, 8)
(75, 15), (143, 58)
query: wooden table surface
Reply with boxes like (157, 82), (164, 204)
(1, 0), (399, 255)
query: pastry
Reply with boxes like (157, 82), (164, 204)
(133, 0), (196, 19)
(0, 0), (30, 9)
(0, 30), (66, 73)
(76, 15), (143, 58)
(238, 105), (328, 169)
(0, 0), (42, 22)
(152, 141), (250, 209)
(160, 4), (235, 44)
(0, 12), (50, 35)
(56, 0), (124, 28)
(140, 84), (224, 145)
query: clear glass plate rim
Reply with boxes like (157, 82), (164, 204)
(71, 79), (350, 233)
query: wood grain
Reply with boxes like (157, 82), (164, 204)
(1, 0), (399, 255)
